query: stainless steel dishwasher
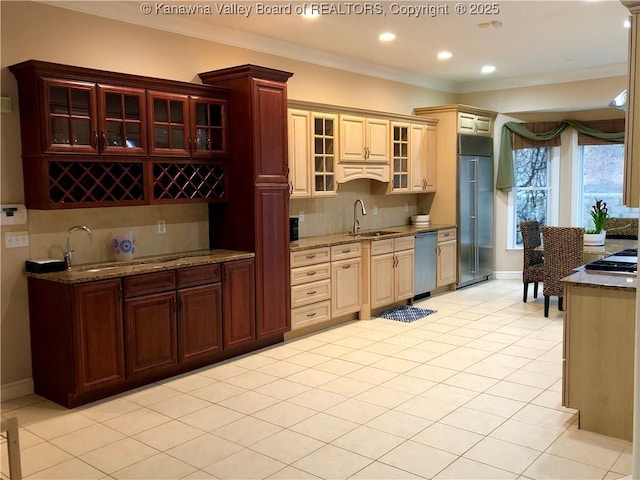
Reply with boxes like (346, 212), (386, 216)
(414, 232), (437, 299)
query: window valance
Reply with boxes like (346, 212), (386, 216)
(497, 119), (625, 192)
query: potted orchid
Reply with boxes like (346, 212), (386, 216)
(584, 198), (609, 245)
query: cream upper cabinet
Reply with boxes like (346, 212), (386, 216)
(458, 112), (493, 136)
(288, 109), (312, 198)
(287, 109), (337, 198)
(312, 113), (338, 197)
(391, 123), (410, 193)
(409, 124), (437, 193)
(340, 114), (390, 163)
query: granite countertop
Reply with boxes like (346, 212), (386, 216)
(26, 249), (255, 284)
(562, 268), (637, 291)
(290, 223), (456, 252)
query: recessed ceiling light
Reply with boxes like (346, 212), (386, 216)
(481, 65), (496, 74)
(301, 7), (319, 18)
(379, 32), (396, 42)
(624, 19), (631, 28)
(437, 51), (453, 60)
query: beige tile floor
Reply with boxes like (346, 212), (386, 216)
(1, 279), (633, 479)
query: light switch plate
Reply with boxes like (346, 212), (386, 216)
(373, 206), (378, 216)
(5, 231), (29, 248)
(157, 220), (166, 234)
(299, 211), (304, 222)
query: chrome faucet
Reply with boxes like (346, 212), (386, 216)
(64, 225), (93, 268)
(352, 199), (367, 235)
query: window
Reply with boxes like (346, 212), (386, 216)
(579, 144), (638, 228)
(511, 147), (551, 246)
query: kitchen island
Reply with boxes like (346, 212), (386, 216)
(561, 266), (636, 441)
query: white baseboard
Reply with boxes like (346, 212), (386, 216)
(1, 378), (34, 401)
(493, 271), (522, 280)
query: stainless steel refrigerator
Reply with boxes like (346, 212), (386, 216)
(458, 134), (494, 287)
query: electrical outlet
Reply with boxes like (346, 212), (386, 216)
(404, 203), (409, 213)
(372, 206), (378, 216)
(5, 231), (29, 248)
(299, 211), (305, 222)
(157, 220), (166, 234)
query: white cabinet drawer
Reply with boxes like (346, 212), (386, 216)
(331, 242), (362, 261)
(291, 300), (331, 330)
(394, 236), (415, 251)
(371, 238), (394, 256)
(291, 279), (331, 308)
(291, 262), (331, 286)
(437, 228), (457, 242)
(291, 247), (331, 268)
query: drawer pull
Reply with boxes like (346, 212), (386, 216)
(342, 264), (351, 269)
(306, 254), (316, 259)
(342, 249), (351, 253)
(306, 271), (317, 276)
(306, 291), (317, 295)
(306, 312), (317, 318)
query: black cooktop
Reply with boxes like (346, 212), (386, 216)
(584, 248), (638, 273)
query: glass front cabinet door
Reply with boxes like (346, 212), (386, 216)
(98, 85), (147, 155)
(391, 123), (410, 193)
(312, 113), (337, 197)
(190, 97), (227, 157)
(43, 78), (98, 154)
(148, 91), (190, 157)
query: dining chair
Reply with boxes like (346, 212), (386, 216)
(520, 220), (544, 303)
(541, 226), (584, 317)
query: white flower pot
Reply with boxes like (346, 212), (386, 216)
(584, 231), (606, 246)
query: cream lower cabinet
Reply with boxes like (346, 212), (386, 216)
(331, 242), (362, 317)
(290, 246), (332, 330)
(371, 236), (414, 309)
(436, 228), (457, 287)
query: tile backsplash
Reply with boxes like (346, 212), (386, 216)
(27, 204), (209, 265)
(290, 179), (424, 238)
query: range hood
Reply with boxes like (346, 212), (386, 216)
(609, 89), (627, 111)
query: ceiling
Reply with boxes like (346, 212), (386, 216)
(48, 1), (631, 93)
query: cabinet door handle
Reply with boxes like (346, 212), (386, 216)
(438, 246), (441, 256)
(306, 254), (316, 259)
(192, 135), (198, 152)
(306, 271), (317, 276)
(188, 135), (193, 154)
(93, 131), (99, 149)
(306, 291), (317, 296)
(342, 264), (351, 269)
(100, 131), (106, 151)
(306, 312), (317, 318)
(342, 249), (351, 253)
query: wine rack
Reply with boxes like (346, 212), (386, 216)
(152, 162), (225, 201)
(49, 160), (144, 206)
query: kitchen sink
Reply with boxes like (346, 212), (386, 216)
(357, 230), (399, 237)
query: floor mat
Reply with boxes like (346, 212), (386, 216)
(378, 305), (437, 323)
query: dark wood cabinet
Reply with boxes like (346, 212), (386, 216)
(27, 256), (257, 407)
(72, 280), (125, 393)
(223, 259), (256, 349)
(27, 277), (125, 407)
(9, 60), (229, 209)
(177, 264), (223, 364)
(254, 186), (290, 337)
(200, 65), (293, 343)
(123, 271), (178, 379)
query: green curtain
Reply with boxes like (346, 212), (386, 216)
(496, 120), (625, 192)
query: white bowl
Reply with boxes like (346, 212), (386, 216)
(411, 214), (430, 223)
